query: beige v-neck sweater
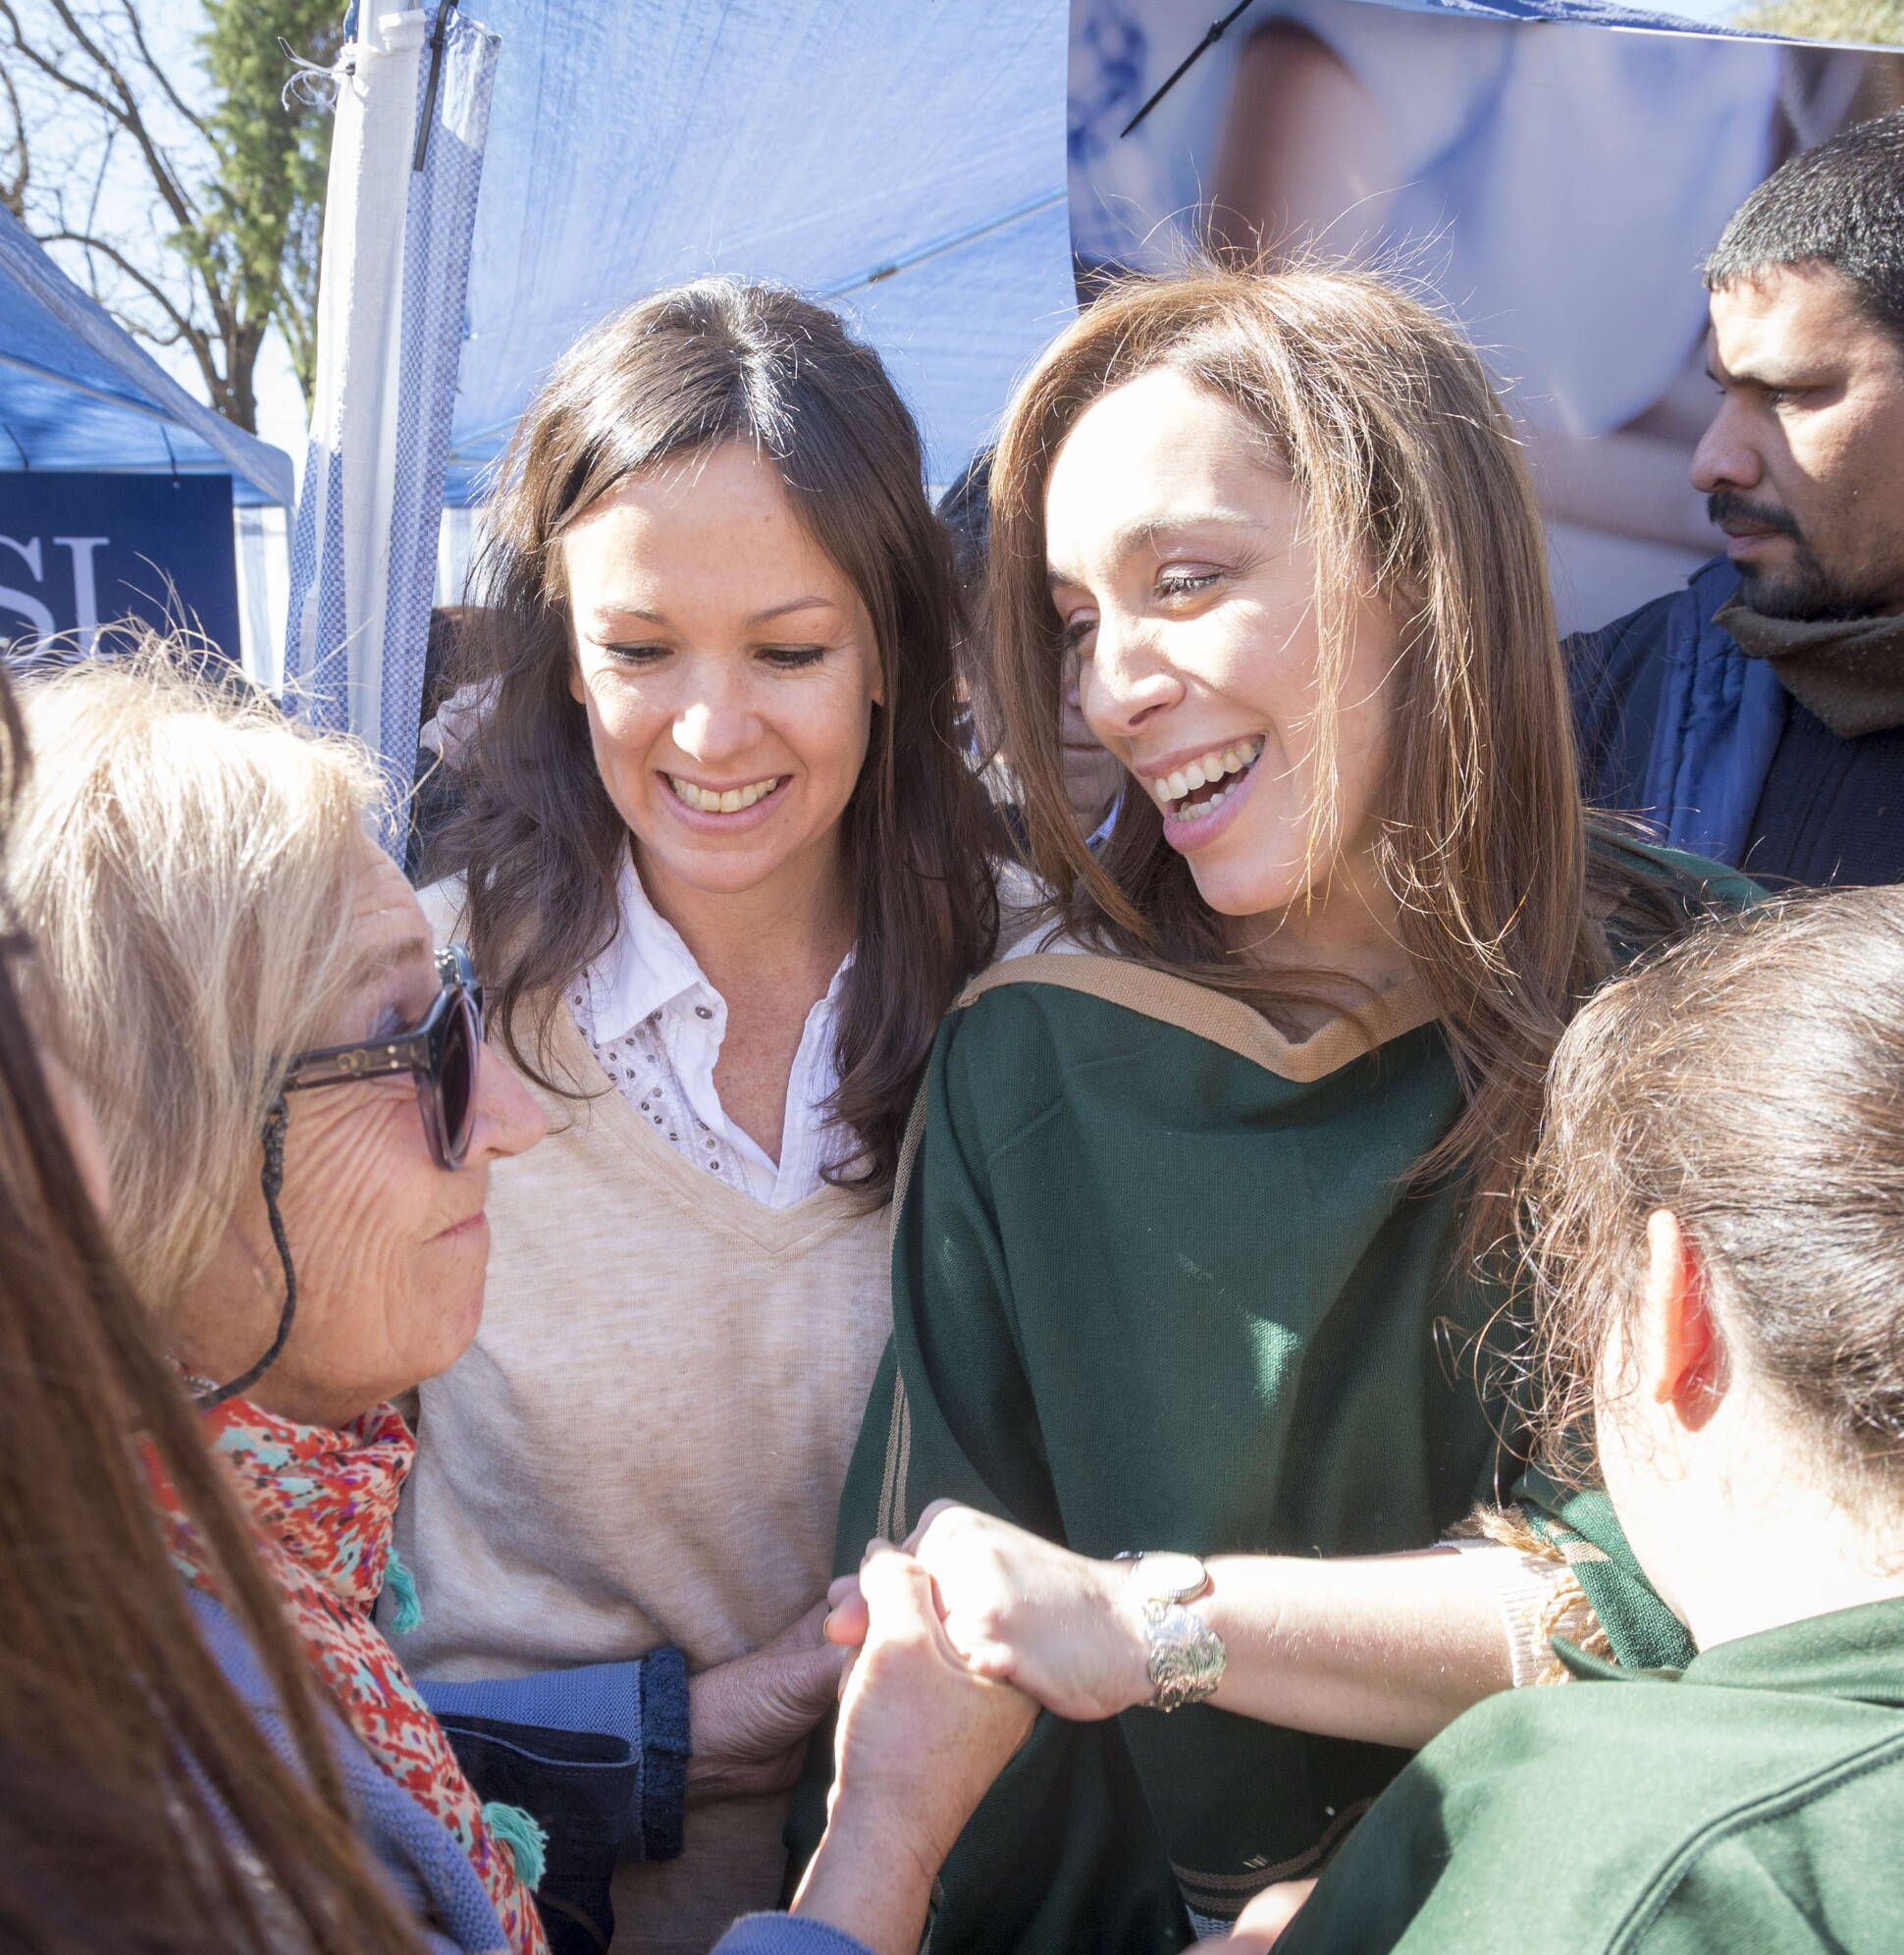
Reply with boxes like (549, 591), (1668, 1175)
(396, 890), (892, 1953)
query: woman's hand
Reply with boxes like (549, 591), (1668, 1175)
(825, 1500), (1152, 1722)
(686, 1602), (846, 1803)
(794, 1541), (1036, 1955)
(1220, 1878), (1318, 1951)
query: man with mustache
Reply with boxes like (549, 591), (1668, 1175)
(1572, 108), (1904, 886)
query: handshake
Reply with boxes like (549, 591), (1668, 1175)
(787, 1502), (1309, 1955)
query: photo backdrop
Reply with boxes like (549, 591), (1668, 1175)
(1070, 0), (1903, 632)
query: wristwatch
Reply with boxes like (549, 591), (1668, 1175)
(1118, 1551), (1228, 1713)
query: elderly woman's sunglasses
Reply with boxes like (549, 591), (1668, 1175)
(196, 945), (487, 1411)
(281, 942), (485, 1171)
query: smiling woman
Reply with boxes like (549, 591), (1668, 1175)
(398, 280), (1000, 1952)
(788, 266), (1756, 1954)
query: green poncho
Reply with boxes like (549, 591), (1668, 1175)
(1276, 1598), (1904, 1953)
(793, 953), (1507, 1950)
(788, 847), (1750, 1951)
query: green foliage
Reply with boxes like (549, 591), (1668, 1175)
(1730, 0), (1904, 42)
(179, 0), (340, 413)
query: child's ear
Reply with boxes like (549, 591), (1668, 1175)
(1642, 1208), (1726, 1432)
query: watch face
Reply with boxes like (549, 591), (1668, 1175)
(1131, 1551), (1209, 1604)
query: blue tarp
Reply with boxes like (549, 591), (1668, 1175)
(441, 0), (1774, 502)
(444, 0), (1076, 498)
(0, 203), (293, 507)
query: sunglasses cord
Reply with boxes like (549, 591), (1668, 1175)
(194, 1094), (299, 1410)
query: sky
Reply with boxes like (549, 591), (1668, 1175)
(15, 3), (313, 466)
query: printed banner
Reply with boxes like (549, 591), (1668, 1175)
(1070, 1), (1903, 632)
(0, 471), (239, 661)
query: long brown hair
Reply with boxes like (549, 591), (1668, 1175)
(987, 265), (1685, 1254)
(0, 678), (424, 1953)
(438, 278), (999, 1198)
(1525, 886), (1904, 1490)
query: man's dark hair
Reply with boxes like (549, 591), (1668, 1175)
(1706, 108), (1904, 343)
(935, 446), (993, 596)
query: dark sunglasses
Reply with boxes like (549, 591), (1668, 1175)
(197, 945), (487, 1411)
(282, 941), (485, 1171)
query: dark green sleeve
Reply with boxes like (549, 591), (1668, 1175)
(783, 1006), (1192, 1955)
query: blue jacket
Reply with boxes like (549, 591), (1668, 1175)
(199, 1588), (879, 1955)
(1568, 555), (1787, 869)
(191, 1588), (509, 1954)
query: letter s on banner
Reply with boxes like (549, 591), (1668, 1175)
(0, 535), (55, 644)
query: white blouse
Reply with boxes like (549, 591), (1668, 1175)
(566, 856), (853, 1209)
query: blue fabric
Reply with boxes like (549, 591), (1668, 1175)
(430, 1713), (633, 1955)
(416, 1649), (689, 1862)
(0, 205), (292, 506)
(712, 1915), (876, 1955)
(1569, 556), (1788, 868)
(188, 1588), (508, 1954)
(308, 0), (1816, 846)
(441, 0), (1774, 507)
(442, 0), (1075, 501)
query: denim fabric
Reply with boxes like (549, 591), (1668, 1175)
(190, 1588), (508, 1954)
(417, 1651), (689, 1863)
(1568, 555), (1787, 869)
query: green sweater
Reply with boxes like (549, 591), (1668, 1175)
(791, 953), (1512, 1951)
(1277, 1598), (1904, 1953)
(786, 845), (1750, 1952)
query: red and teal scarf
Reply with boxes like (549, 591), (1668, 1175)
(154, 1396), (550, 1955)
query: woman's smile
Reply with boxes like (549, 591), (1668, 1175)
(562, 442), (883, 904)
(660, 769), (793, 830)
(1139, 735), (1266, 852)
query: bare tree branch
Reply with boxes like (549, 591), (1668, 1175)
(34, 0), (202, 231)
(0, 62), (27, 217)
(6, 0), (335, 433)
(40, 226), (209, 357)
(118, 0), (210, 137)
(0, 4), (132, 133)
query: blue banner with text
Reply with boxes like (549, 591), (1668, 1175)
(0, 471), (239, 662)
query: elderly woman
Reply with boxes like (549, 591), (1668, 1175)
(5, 654), (845, 1955)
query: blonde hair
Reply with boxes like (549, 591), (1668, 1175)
(986, 263), (1698, 1262)
(9, 648), (390, 1320)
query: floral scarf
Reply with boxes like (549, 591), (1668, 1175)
(154, 1396), (549, 1955)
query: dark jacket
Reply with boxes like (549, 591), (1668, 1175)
(1568, 555), (1786, 867)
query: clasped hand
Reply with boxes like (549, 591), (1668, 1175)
(823, 1498), (1154, 1721)
(820, 1503), (1316, 1953)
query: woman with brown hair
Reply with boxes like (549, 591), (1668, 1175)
(791, 264), (1750, 1952)
(394, 278), (999, 1950)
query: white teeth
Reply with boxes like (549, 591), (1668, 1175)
(1150, 737), (1263, 813)
(667, 774), (781, 813)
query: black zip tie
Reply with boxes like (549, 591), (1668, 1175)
(1121, 0), (1256, 139)
(195, 1094), (298, 1409)
(413, 0), (460, 173)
